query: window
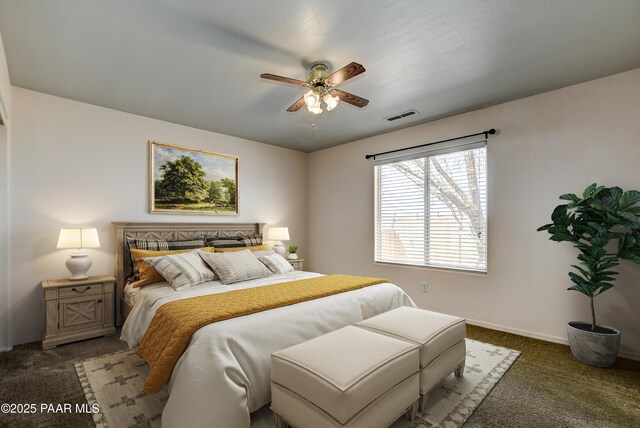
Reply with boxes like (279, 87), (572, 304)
(374, 142), (487, 272)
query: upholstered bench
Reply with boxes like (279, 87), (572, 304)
(271, 325), (420, 428)
(355, 307), (466, 413)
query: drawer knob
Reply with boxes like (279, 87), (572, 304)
(71, 286), (91, 293)
(97, 299), (103, 303)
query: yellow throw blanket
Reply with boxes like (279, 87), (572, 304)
(138, 274), (389, 393)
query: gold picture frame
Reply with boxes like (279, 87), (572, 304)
(149, 141), (239, 215)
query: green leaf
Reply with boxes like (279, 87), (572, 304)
(571, 264), (591, 278)
(550, 232), (574, 242)
(551, 204), (569, 224)
(583, 183), (598, 199)
(609, 187), (623, 203)
(594, 284), (614, 295)
(619, 190), (640, 210)
(568, 271), (587, 286)
(568, 283), (594, 297)
(619, 211), (640, 222)
(559, 193), (580, 202)
(599, 260), (620, 270)
(590, 234), (610, 248)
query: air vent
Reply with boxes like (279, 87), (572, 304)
(385, 109), (419, 122)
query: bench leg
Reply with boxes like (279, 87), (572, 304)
(454, 360), (465, 377)
(410, 399), (418, 421)
(404, 398), (419, 422)
(273, 411), (288, 428)
(420, 393), (429, 414)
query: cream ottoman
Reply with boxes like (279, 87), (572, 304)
(355, 307), (466, 413)
(271, 325), (420, 428)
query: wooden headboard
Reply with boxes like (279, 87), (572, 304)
(112, 221), (264, 325)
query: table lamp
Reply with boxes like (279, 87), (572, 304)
(267, 227), (289, 257)
(57, 228), (101, 280)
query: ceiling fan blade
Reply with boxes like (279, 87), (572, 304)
(286, 97), (306, 112)
(260, 73), (308, 87)
(331, 89), (369, 108)
(325, 62), (366, 86)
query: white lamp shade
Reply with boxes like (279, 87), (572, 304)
(57, 228), (101, 249)
(267, 227), (290, 241)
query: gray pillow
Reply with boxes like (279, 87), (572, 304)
(258, 253), (294, 274)
(198, 249), (273, 285)
(143, 251), (217, 290)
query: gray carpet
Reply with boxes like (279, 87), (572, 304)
(0, 326), (638, 427)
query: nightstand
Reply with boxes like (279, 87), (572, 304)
(41, 275), (116, 349)
(289, 259), (304, 271)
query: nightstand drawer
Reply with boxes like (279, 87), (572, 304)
(58, 283), (103, 299)
(289, 259), (304, 271)
(58, 295), (104, 332)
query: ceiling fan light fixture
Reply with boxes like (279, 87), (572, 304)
(324, 93), (339, 111)
(304, 90), (318, 107)
(307, 98), (323, 114)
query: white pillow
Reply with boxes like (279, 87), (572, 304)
(258, 253), (294, 274)
(143, 251), (217, 290)
(198, 249), (273, 285)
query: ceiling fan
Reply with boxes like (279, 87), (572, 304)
(260, 62), (369, 115)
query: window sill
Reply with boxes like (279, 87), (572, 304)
(374, 261), (487, 275)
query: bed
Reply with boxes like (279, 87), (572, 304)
(114, 222), (415, 428)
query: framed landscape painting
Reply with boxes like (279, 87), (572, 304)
(149, 141), (239, 215)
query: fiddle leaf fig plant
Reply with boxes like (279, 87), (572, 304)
(538, 183), (640, 331)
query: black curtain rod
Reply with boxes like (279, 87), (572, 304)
(365, 128), (496, 160)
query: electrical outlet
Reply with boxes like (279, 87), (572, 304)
(421, 282), (428, 293)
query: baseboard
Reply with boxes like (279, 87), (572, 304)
(466, 318), (640, 362)
(12, 334), (41, 347)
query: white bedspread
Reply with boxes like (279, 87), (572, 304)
(121, 271), (415, 428)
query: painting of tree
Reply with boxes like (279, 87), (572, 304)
(150, 141), (238, 215)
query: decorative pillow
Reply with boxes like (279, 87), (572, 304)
(204, 235), (262, 248)
(241, 235), (263, 247)
(143, 251), (217, 290)
(198, 249), (273, 285)
(127, 237), (205, 277)
(214, 244), (268, 253)
(130, 247), (215, 288)
(258, 253), (294, 274)
(204, 236), (246, 249)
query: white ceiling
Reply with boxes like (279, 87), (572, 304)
(1, 0), (639, 152)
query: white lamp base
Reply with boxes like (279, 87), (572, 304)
(273, 242), (286, 257)
(66, 252), (92, 280)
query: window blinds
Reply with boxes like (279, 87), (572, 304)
(374, 142), (487, 272)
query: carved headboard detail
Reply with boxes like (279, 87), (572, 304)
(112, 222), (264, 325)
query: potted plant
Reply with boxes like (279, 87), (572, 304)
(538, 184), (640, 367)
(287, 245), (299, 260)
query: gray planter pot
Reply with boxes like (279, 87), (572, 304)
(567, 322), (620, 368)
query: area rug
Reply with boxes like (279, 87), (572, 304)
(75, 339), (519, 428)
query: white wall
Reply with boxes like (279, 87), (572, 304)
(9, 88), (307, 345)
(0, 30), (10, 122)
(308, 68), (640, 360)
(0, 31), (12, 351)
(0, 124), (9, 351)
